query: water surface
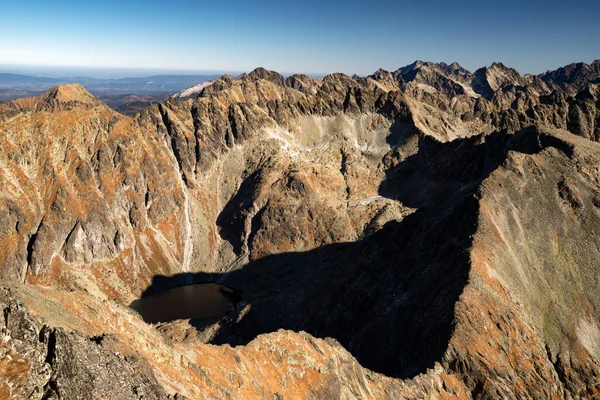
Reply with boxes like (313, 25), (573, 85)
(130, 283), (242, 324)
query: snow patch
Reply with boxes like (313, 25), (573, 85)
(172, 80), (216, 98)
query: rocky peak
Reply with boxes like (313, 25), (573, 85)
(398, 60), (427, 73)
(395, 60), (469, 77)
(448, 61), (466, 71)
(435, 61), (471, 78)
(540, 60), (600, 94)
(370, 68), (392, 79)
(368, 68), (399, 91)
(321, 72), (354, 82)
(195, 74), (236, 97)
(319, 72), (359, 93)
(240, 67), (286, 86)
(489, 61), (509, 69)
(395, 60), (471, 83)
(285, 73), (318, 94)
(472, 62), (526, 98)
(394, 61), (426, 79)
(391, 61), (471, 98)
(36, 83), (102, 111)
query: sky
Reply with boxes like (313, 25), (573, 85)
(1, 0), (599, 77)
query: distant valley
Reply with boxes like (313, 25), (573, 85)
(0, 72), (221, 115)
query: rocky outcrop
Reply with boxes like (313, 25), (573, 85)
(540, 60), (600, 94)
(0, 287), (171, 399)
(1, 61), (600, 398)
(471, 62), (530, 98)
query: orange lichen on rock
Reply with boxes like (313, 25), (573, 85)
(0, 343), (32, 400)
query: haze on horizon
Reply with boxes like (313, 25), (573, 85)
(2, 0), (599, 77)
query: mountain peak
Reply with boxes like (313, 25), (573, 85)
(471, 62), (525, 98)
(400, 60), (428, 73)
(395, 60), (470, 79)
(37, 84), (101, 111)
(370, 68), (394, 80)
(240, 67), (285, 85)
(449, 62), (463, 70)
(489, 61), (509, 70)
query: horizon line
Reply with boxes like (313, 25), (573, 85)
(1, 58), (599, 80)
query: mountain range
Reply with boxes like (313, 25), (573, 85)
(0, 73), (221, 115)
(1, 59), (600, 399)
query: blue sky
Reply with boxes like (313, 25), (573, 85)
(1, 0), (599, 76)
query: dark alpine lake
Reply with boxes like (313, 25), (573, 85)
(130, 283), (242, 324)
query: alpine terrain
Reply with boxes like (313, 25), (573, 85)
(1, 60), (600, 399)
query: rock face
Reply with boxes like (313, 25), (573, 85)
(0, 287), (170, 399)
(0, 61), (600, 399)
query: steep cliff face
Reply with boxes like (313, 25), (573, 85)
(1, 62), (600, 399)
(464, 130), (600, 398)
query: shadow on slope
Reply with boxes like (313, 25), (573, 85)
(139, 127), (563, 379)
(215, 170), (263, 255)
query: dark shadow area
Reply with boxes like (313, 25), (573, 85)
(216, 170), (262, 254)
(379, 126), (571, 208)
(138, 126), (565, 379)
(385, 117), (416, 148)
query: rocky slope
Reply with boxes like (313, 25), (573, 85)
(0, 60), (599, 399)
